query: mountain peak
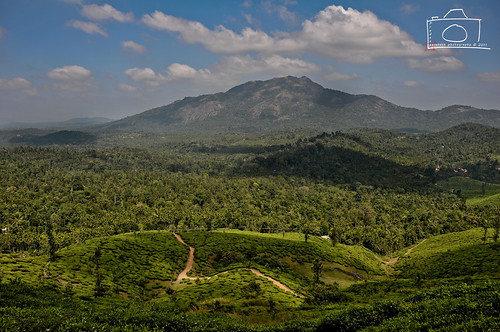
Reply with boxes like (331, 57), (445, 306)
(101, 77), (499, 133)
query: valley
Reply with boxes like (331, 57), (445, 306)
(0, 77), (499, 331)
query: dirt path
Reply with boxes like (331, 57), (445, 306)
(387, 238), (427, 266)
(249, 268), (303, 297)
(174, 233), (196, 282)
(172, 233), (301, 297)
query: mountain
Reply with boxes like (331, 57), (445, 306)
(1, 117), (113, 130)
(101, 76), (499, 133)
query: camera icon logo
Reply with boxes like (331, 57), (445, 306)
(426, 9), (490, 50)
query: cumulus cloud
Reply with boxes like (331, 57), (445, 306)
(476, 71), (500, 83)
(124, 67), (168, 87)
(47, 65), (92, 81)
(117, 83), (137, 91)
(142, 11), (287, 54)
(403, 80), (421, 87)
(121, 41), (147, 53)
(125, 55), (321, 87)
(407, 56), (465, 72)
(0, 26), (6, 39)
(301, 6), (426, 63)
(67, 20), (108, 37)
(81, 4), (134, 22)
(142, 5), (426, 63)
(47, 65), (95, 91)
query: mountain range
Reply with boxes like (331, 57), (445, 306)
(1, 117), (113, 130)
(101, 76), (499, 133)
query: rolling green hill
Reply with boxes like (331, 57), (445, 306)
(395, 228), (500, 279)
(1, 229), (499, 330)
(241, 123), (500, 185)
(436, 177), (500, 206)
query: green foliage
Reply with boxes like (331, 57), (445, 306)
(0, 123), (499, 330)
(2, 231), (189, 298)
(396, 228), (500, 279)
(312, 258), (323, 284)
(9, 130), (97, 146)
(180, 231), (384, 279)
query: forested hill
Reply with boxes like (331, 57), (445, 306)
(99, 76), (500, 133)
(241, 123), (500, 185)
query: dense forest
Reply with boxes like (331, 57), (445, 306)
(1, 123), (499, 330)
(2, 124), (498, 254)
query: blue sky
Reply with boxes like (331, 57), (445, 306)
(0, 0), (499, 124)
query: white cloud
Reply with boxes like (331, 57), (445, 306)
(124, 67), (168, 87)
(47, 65), (95, 91)
(125, 55), (321, 87)
(0, 26), (6, 39)
(121, 41), (147, 53)
(324, 71), (359, 81)
(403, 80), (421, 87)
(301, 5), (426, 63)
(142, 5), (426, 63)
(67, 20), (108, 37)
(142, 11), (286, 54)
(117, 83), (137, 91)
(167, 63), (209, 80)
(0, 77), (37, 96)
(407, 56), (465, 72)
(476, 71), (500, 83)
(400, 4), (419, 15)
(244, 14), (253, 25)
(81, 4), (134, 22)
(47, 65), (92, 81)
(0, 78), (32, 90)
(263, 0), (299, 25)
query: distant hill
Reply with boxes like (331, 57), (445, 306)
(9, 130), (96, 146)
(239, 123), (500, 186)
(101, 76), (500, 133)
(1, 117), (113, 130)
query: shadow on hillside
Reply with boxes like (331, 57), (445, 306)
(234, 144), (432, 189)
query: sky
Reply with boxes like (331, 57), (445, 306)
(0, 0), (499, 124)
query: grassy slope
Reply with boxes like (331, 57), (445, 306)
(1, 229), (499, 330)
(181, 231), (385, 291)
(436, 176), (500, 206)
(395, 228), (500, 279)
(1, 231), (189, 298)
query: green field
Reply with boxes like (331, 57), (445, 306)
(437, 176), (500, 206)
(395, 228), (500, 279)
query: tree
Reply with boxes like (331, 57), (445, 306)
(494, 219), (499, 243)
(312, 258), (323, 284)
(329, 226), (339, 246)
(46, 220), (57, 261)
(92, 244), (104, 297)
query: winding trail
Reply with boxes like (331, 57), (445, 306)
(174, 233), (196, 281)
(387, 238), (427, 266)
(173, 233), (302, 297)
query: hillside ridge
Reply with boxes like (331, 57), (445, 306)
(100, 76), (500, 133)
